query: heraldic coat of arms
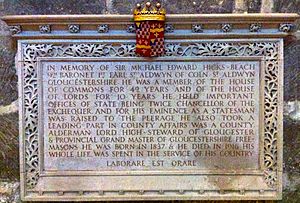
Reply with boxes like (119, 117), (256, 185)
(133, 2), (166, 57)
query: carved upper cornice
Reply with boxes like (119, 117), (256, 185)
(2, 14), (299, 39)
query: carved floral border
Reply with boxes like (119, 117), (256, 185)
(21, 41), (280, 190)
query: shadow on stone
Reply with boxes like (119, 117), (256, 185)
(0, 112), (19, 180)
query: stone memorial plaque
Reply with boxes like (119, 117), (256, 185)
(3, 13), (299, 201)
(39, 58), (261, 172)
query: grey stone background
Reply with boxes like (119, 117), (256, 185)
(0, 0), (299, 202)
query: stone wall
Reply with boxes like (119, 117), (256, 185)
(0, 0), (299, 202)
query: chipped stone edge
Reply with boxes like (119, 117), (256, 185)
(0, 100), (18, 115)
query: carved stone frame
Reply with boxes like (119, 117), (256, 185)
(17, 38), (283, 201)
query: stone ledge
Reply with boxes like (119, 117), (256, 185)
(0, 100), (18, 115)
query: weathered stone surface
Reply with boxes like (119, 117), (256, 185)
(283, 119), (300, 174)
(274, 0), (300, 13)
(247, 0), (261, 13)
(274, 0), (300, 28)
(283, 186), (300, 203)
(110, 0), (141, 14)
(111, 0), (233, 14)
(0, 112), (19, 180)
(233, 0), (247, 13)
(0, 1), (16, 106)
(281, 31), (300, 203)
(282, 119), (300, 203)
(283, 38), (300, 199)
(7, 13), (289, 200)
(0, 181), (19, 203)
(2, 0), (107, 15)
(233, 0), (262, 13)
(0, 37), (16, 106)
(166, 0), (233, 14)
(282, 38), (300, 203)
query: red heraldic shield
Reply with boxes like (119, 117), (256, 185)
(135, 21), (165, 57)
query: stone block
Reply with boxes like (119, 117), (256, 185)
(111, 0), (233, 14)
(274, 0), (300, 13)
(282, 118), (300, 203)
(2, 0), (107, 15)
(274, 0), (300, 28)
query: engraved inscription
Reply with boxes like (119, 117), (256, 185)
(21, 41), (280, 190)
(39, 59), (260, 171)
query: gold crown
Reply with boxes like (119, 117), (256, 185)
(134, 2), (166, 21)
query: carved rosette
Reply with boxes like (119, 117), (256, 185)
(249, 23), (262, 32)
(221, 23), (232, 32)
(97, 24), (109, 33)
(22, 40), (280, 190)
(165, 24), (174, 33)
(9, 25), (22, 35)
(126, 24), (136, 33)
(68, 24), (80, 33)
(279, 23), (295, 32)
(192, 24), (203, 33)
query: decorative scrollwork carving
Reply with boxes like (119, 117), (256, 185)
(23, 59), (39, 188)
(22, 40), (279, 189)
(165, 42), (278, 60)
